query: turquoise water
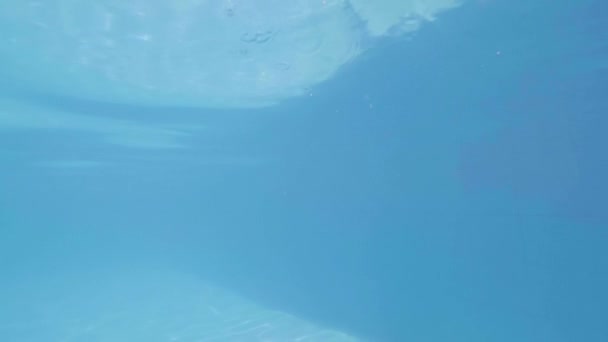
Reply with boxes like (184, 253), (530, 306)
(1, 1), (607, 341)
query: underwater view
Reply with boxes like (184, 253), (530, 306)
(1, 0), (607, 341)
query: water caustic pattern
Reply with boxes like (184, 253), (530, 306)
(0, 270), (360, 342)
(0, 0), (460, 108)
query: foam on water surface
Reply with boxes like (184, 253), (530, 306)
(0, 0), (461, 108)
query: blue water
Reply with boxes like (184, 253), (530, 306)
(1, 1), (607, 341)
